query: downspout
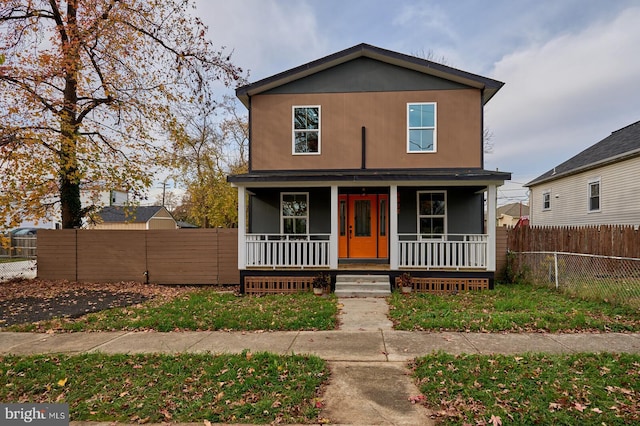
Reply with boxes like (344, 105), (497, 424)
(480, 88), (485, 168)
(247, 94), (252, 172)
(361, 126), (366, 169)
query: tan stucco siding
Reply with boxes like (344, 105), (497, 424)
(250, 89), (482, 170)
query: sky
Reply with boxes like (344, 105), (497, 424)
(192, 0), (640, 207)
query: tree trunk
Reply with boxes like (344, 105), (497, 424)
(59, 0), (82, 229)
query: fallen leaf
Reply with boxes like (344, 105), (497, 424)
(489, 414), (502, 426)
(57, 378), (67, 387)
(591, 407), (602, 413)
(408, 395), (426, 404)
(245, 352), (253, 361)
(160, 409), (172, 420)
(574, 402), (586, 412)
(204, 421), (212, 426)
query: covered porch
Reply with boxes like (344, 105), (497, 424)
(229, 169), (510, 282)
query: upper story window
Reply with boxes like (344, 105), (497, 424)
(293, 106), (320, 154)
(542, 191), (551, 211)
(417, 191), (446, 237)
(281, 192), (309, 234)
(407, 103), (436, 153)
(588, 178), (601, 212)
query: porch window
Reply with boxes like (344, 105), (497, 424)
(293, 106), (320, 154)
(417, 191), (446, 236)
(588, 178), (600, 212)
(281, 192), (308, 234)
(407, 103), (436, 153)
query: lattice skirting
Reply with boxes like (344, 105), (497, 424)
(244, 276), (314, 294)
(395, 277), (489, 294)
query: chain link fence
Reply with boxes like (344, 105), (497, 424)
(508, 251), (640, 309)
(0, 260), (37, 283)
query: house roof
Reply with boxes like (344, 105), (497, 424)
(228, 168), (511, 185)
(497, 202), (529, 218)
(526, 120), (640, 187)
(236, 43), (504, 107)
(98, 206), (167, 223)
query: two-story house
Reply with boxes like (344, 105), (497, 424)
(229, 44), (510, 294)
(526, 120), (640, 226)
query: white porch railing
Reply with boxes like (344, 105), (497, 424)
(398, 234), (488, 269)
(246, 234), (331, 268)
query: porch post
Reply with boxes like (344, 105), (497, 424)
(237, 186), (246, 270)
(330, 185), (339, 269)
(487, 184), (497, 272)
(390, 184), (399, 269)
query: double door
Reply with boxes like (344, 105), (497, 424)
(338, 194), (388, 259)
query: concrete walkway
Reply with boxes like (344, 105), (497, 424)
(2, 298), (640, 425)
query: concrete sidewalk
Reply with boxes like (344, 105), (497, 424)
(2, 329), (640, 358)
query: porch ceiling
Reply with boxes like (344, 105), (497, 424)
(228, 168), (511, 186)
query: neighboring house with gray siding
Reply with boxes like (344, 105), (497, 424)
(92, 206), (177, 230)
(526, 120), (640, 226)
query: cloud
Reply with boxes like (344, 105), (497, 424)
(485, 6), (640, 181)
(196, 0), (327, 81)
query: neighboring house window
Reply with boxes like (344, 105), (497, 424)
(407, 103), (436, 153)
(281, 192), (309, 234)
(417, 191), (446, 236)
(588, 178), (601, 212)
(542, 191), (551, 211)
(293, 106), (320, 154)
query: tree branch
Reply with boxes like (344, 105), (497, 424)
(0, 75), (60, 115)
(47, 0), (69, 45)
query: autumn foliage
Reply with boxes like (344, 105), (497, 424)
(0, 0), (243, 228)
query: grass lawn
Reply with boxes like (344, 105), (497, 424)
(389, 283), (640, 332)
(7, 290), (338, 332)
(0, 257), (31, 263)
(0, 352), (328, 424)
(413, 352), (640, 425)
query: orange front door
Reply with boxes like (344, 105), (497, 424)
(338, 194), (388, 259)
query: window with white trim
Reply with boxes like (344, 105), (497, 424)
(293, 106), (320, 154)
(542, 191), (551, 211)
(407, 103), (436, 153)
(281, 193), (308, 234)
(417, 191), (446, 237)
(588, 178), (601, 212)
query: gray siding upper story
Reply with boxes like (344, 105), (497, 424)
(264, 57), (469, 95)
(236, 43), (504, 106)
(527, 120), (640, 226)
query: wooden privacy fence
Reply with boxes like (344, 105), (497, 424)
(507, 225), (640, 258)
(37, 228), (510, 286)
(37, 229), (239, 285)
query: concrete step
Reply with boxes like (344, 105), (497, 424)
(334, 275), (391, 298)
